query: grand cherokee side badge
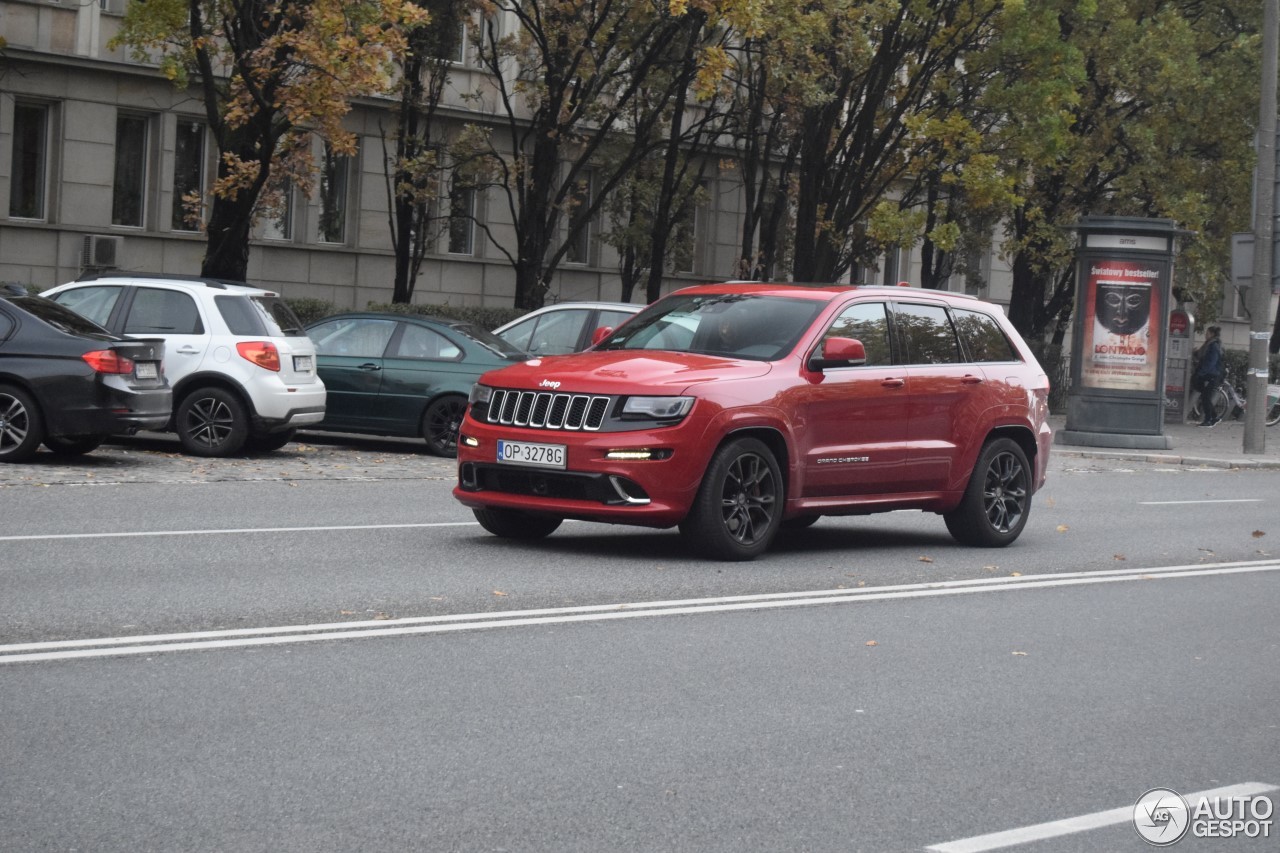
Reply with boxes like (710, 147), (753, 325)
(817, 456), (870, 464)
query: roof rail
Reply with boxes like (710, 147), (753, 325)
(73, 270), (247, 290)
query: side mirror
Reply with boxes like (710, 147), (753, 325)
(809, 336), (867, 371)
(590, 326), (614, 347)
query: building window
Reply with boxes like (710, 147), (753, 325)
(261, 180), (294, 241)
(9, 103), (49, 220)
(112, 114), (149, 227)
(881, 246), (901, 285)
(565, 171), (593, 265)
(318, 143), (349, 244)
(171, 119), (206, 231)
(672, 180), (707, 274)
(447, 174), (475, 255)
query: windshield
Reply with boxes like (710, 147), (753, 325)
(594, 294), (823, 361)
(449, 322), (529, 360)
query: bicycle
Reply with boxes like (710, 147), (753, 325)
(1188, 369), (1280, 426)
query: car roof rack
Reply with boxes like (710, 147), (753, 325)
(72, 270), (258, 290)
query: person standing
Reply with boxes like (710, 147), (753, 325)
(1193, 325), (1225, 426)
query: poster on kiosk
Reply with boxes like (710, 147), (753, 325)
(1079, 259), (1163, 393)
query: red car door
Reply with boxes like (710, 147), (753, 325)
(789, 300), (911, 497)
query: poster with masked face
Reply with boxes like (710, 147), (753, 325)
(1080, 259), (1163, 391)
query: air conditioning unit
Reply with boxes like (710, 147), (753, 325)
(82, 235), (123, 269)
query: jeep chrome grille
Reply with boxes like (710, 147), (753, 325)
(486, 389), (611, 431)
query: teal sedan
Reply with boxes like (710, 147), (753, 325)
(304, 312), (527, 456)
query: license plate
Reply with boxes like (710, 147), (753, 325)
(135, 362), (158, 379)
(293, 355), (313, 372)
(497, 439), (566, 469)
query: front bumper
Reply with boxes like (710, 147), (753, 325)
(453, 420), (707, 527)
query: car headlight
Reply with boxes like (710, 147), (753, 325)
(621, 396), (694, 420)
(469, 383), (493, 405)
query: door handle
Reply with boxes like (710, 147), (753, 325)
(961, 375), (983, 385)
(358, 363), (382, 371)
(880, 378), (905, 388)
(175, 346), (201, 354)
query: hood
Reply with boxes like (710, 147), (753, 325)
(478, 350), (773, 395)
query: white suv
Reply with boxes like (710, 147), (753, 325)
(44, 274), (325, 456)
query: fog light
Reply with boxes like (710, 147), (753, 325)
(461, 434), (479, 448)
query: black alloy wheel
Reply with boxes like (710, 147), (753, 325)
(243, 428), (297, 453)
(944, 437), (1031, 547)
(0, 385), (44, 463)
(473, 507), (563, 540)
(423, 395), (467, 457)
(176, 387), (249, 457)
(680, 437), (783, 561)
(43, 435), (107, 456)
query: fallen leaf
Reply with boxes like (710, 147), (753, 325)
(1045, 497), (1057, 508)
(1113, 554), (1126, 561)
(339, 609), (356, 615)
(865, 641), (878, 647)
(857, 581), (867, 587)
(1056, 524), (1069, 533)
(918, 556), (934, 563)
(1012, 651), (1028, 656)
(983, 565), (998, 572)
(493, 590), (509, 596)
(372, 612), (391, 620)
(1252, 530), (1266, 538)
(1010, 571), (1022, 577)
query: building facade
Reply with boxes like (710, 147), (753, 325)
(0, 0), (1022, 312)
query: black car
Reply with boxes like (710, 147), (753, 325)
(304, 312), (528, 456)
(0, 285), (172, 462)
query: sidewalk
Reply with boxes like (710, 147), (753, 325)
(1051, 415), (1280, 469)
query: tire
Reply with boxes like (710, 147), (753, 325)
(43, 434), (107, 456)
(1266, 396), (1280, 428)
(944, 437), (1031, 547)
(679, 437), (783, 561)
(0, 384), (44, 463)
(423, 394), (467, 458)
(1188, 388), (1229, 423)
(175, 387), (249, 457)
(243, 428), (297, 453)
(473, 507), (562, 540)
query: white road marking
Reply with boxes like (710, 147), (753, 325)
(927, 781), (1278, 852)
(0, 521), (477, 542)
(1139, 498), (1265, 505)
(1, 559), (1277, 664)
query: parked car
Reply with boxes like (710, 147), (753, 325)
(43, 273), (324, 457)
(456, 283), (1052, 561)
(492, 301), (641, 356)
(0, 284), (172, 463)
(303, 312), (528, 456)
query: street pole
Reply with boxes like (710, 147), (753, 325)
(1246, 0), (1278, 453)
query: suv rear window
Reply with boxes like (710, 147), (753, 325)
(216, 294), (307, 337)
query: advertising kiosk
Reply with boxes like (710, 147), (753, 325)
(1058, 216), (1188, 449)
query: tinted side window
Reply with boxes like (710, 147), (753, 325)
(52, 286), (123, 327)
(498, 316), (536, 351)
(952, 308), (1019, 363)
(391, 323), (462, 360)
(526, 309), (589, 356)
(309, 317), (396, 358)
(125, 287), (204, 334)
(895, 303), (960, 365)
(823, 302), (891, 366)
(215, 295), (268, 336)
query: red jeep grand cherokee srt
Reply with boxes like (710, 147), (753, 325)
(455, 283), (1052, 561)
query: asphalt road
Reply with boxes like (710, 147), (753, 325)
(2, 435), (1278, 851)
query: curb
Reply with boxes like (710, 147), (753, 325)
(1053, 447), (1280, 470)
